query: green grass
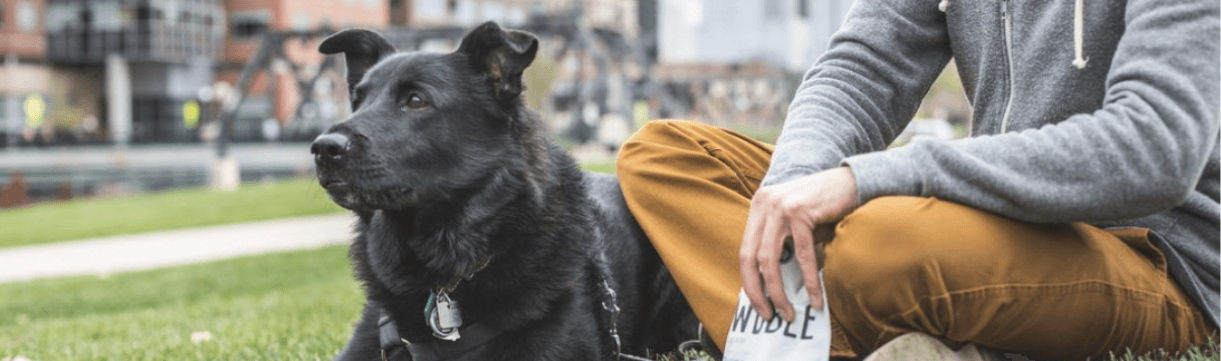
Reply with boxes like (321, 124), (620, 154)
(0, 245), (362, 360)
(0, 162), (617, 250)
(0, 240), (1214, 361)
(1103, 339), (1218, 361)
(729, 124), (784, 145)
(583, 160), (617, 174)
(0, 178), (346, 249)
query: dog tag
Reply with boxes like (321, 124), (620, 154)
(428, 290), (462, 341)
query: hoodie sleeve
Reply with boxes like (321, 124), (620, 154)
(761, 0), (952, 187)
(840, 0), (1220, 223)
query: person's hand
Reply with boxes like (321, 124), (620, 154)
(740, 166), (859, 322)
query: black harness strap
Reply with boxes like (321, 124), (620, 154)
(378, 309), (507, 361)
(375, 250), (658, 361)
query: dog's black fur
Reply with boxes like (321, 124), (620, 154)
(312, 22), (698, 360)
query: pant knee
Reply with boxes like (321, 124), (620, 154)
(823, 197), (965, 312)
(618, 120), (685, 174)
(617, 120), (731, 181)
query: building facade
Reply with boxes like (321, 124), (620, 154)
(658, 0), (854, 72)
(2, 0), (56, 148)
(218, 0), (387, 142)
(3, 0), (852, 148)
(44, 0), (225, 145)
(0, 0), (387, 147)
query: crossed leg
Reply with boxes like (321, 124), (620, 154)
(616, 120), (1217, 360)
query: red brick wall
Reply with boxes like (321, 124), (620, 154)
(220, 0), (386, 125)
(0, 0), (46, 58)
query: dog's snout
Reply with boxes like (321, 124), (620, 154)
(311, 133), (351, 161)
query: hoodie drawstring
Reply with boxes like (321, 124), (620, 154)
(1073, 0), (1088, 69)
(939, 0), (1085, 69)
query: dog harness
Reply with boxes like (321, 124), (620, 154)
(376, 281), (654, 361)
(376, 250), (657, 361)
(378, 308), (507, 361)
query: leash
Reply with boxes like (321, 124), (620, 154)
(597, 278), (655, 361)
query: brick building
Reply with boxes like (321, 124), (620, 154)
(1, 0), (57, 148)
(218, 0), (386, 142)
(0, 0), (655, 148)
(0, 0), (386, 147)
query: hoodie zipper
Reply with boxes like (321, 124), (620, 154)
(1000, 0), (1016, 133)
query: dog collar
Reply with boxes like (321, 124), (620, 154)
(378, 308), (506, 361)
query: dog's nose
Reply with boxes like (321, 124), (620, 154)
(311, 133), (350, 161)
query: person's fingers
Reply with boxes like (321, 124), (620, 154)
(740, 199), (771, 321)
(757, 208), (793, 322)
(790, 218), (823, 311)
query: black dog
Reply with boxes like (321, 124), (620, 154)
(312, 22), (698, 360)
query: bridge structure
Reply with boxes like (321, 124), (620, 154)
(215, 11), (798, 158)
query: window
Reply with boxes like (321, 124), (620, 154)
(135, 5), (155, 21)
(45, 3), (78, 32)
(230, 11), (269, 38)
(292, 13), (309, 32)
(92, 2), (122, 31)
(17, 1), (38, 32)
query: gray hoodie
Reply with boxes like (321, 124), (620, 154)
(762, 0), (1220, 327)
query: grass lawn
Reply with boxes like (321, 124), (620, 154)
(0, 178), (346, 249)
(0, 243), (1215, 360)
(0, 245), (362, 360)
(0, 162), (619, 250)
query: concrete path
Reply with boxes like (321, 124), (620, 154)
(0, 143), (315, 171)
(0, 214), (355, 283)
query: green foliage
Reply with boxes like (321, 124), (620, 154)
(0, 178), (346, 249)
(0, 245), (362, 360)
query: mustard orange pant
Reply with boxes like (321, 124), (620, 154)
(615, 120), (1216, 360)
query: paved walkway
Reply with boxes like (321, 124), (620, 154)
(0, 143), (315, 171)
(0, 214), (355, 283)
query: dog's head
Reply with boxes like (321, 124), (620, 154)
(311, 22), (543, 211)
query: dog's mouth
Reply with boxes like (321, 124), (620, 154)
(319, 176), (419, 211)
(319, 178), (349, 191)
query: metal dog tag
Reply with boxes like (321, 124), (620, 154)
(428, 290), (462, 341)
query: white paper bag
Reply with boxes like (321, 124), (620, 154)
(722, 257), (831, 361)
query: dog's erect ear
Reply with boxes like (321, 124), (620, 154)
(319, 29), (397, 94)
(456, 21), (539, 101)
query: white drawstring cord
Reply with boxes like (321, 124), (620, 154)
(1072, 0), (1088, 69)
(942, 0), (1084, 69)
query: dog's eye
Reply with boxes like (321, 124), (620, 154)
(401, 94), (430, 111)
